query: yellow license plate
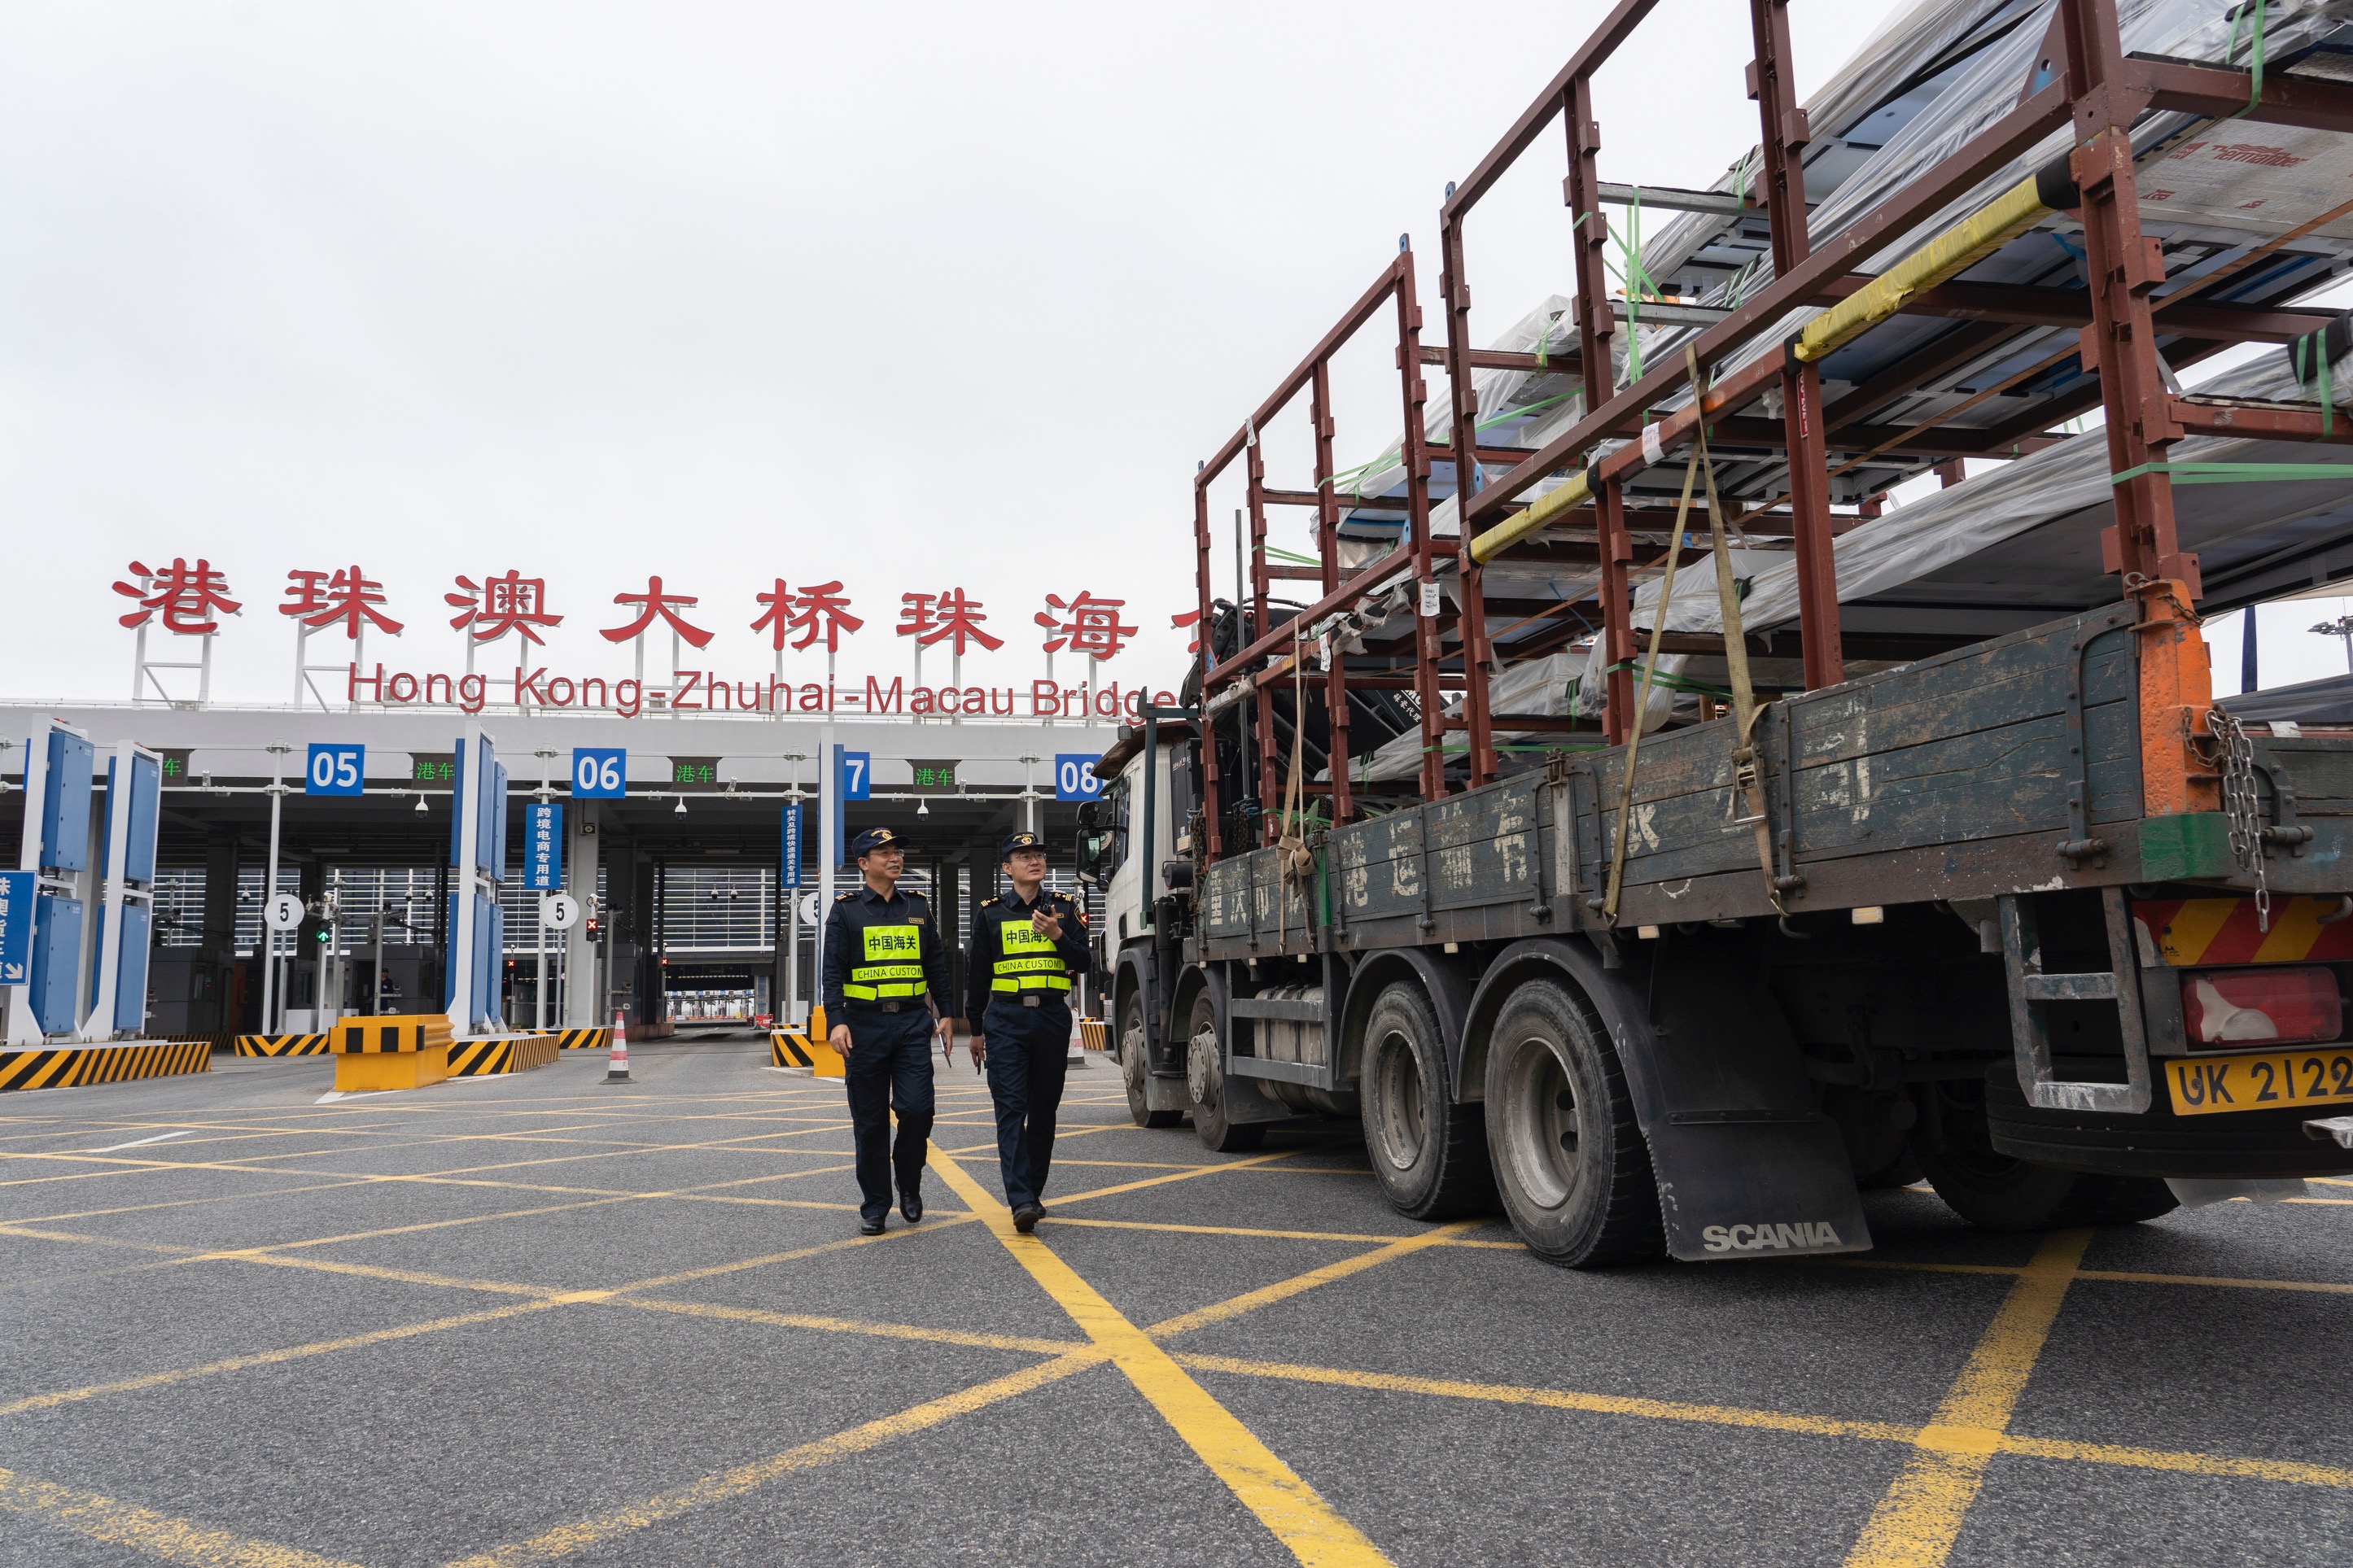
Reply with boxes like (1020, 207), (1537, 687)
(2167, 1048), (2353, 1116)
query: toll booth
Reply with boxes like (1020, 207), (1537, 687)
(6, 721), (164, 1046)
(442, 727), (509, 1036)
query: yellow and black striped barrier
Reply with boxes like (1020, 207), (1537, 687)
(234, 1033), (330, 1056)
(333, 1013), (453, 1091)
(450, 1034), (562, 1077)
(1079, 1018), (1111, 1051)
(770, 1029), (845, 1077)
(533, 1028), (610, 1051)
(0, 1037), (212, 1094)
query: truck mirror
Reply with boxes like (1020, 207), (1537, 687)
(1075, 801), (1100, 830)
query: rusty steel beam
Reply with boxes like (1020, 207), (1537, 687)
(2133, 55), (2353, 136)
(1439, 0), (1662, 220)
(2170, 397), (2353, 446)
(1751, 0), (1842, 688)
(1813, 272), (2342, 342)
(1463, 79), (2075, 529)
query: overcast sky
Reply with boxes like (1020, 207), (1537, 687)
(2, 2), (2338, 710)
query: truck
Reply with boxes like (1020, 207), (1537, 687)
(1076, 0), (2353, 1266)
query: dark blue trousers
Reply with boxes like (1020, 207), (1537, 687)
(842, 1010), (937, 1224)
(982, 1000), (1070, 1210)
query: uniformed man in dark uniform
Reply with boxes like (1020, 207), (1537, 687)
(823, 827), (953, 1236)
(966, 830), (1091, 1233)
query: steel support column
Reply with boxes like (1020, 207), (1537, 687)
(1439, 207), (1498, 784)
(1311, 362), (1354, 823)
(1752, 0), (1843, 688)
(2058, 0), (2214, 816)
(1396, 244), (1446, 801)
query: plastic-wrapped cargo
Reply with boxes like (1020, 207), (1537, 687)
(1327, 0), (2353, 546)
(1577, 348), (2353, 705)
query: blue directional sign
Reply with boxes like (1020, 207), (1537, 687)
(524, 804), (563, 891)
(571, 747), (627, 799)
(305, 743), (365, 797)
(781, 805), (802, 889)
(0, 871), (30, 985)
(1055, 753), (1104, 802)
(838, 749), (871, 802)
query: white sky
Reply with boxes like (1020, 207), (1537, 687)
(2, 2), (2340, 709)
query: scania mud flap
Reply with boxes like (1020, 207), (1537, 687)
(1507, 930), (1871, 1261)
(1649, 1115), (1872, 1260)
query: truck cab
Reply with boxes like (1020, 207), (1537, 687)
(1077, 730), (1196, 1129)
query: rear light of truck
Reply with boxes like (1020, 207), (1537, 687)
(2180, 967), (2342, 1048)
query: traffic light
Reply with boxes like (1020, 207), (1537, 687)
(313, 928), (329, 945)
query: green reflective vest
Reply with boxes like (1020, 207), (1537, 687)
(991, 921), (1072, 994)
(846, 924), (925, 1001)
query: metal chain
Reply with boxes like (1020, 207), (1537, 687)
(2211, 705), (2271, 931)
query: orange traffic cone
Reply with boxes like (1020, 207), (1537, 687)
(604, 1008), (632, 1084)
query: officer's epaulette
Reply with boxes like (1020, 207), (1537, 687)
(982, 895), (1004, 909)
(834, 890), (855, 902)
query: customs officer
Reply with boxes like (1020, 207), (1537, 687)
(823, 827), (953, 1235)
(966, 831), (1091, 1233)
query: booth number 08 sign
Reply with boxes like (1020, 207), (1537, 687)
(1055, 754), (1103, 802)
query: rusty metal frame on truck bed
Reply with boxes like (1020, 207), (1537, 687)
(1197, 0), (2353, 880)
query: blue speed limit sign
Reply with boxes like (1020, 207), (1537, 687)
(306, 744), (364, 797)
(571, 748), (627, 799)
(1054, 754), (1102, 802)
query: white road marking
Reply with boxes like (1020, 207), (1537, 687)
(81, 1130), (196, 1153)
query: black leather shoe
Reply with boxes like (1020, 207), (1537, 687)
(1012, 1203), (1043, 1234)
(899, 1187), (924, 1224)
(859, 1217), (886, 1237)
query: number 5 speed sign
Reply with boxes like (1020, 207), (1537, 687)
(539, 892), (581, 930)
(572, 747), (627, 799)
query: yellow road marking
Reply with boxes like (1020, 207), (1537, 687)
(1176, 1353), (1917, 1443)
(442, 1352), (1105, 1567)
(1174, 1353), (2353, 1492)
(0, 1300), (564, 1417)
(2078, 1268), (2353, 1295)
(1999, 1433), (2353, 1489)
(1148, 1223), (1481, 1339)
(929, 1146), (1391, 1567)
(1047, 1214), (1515, 1247)
(624, 1296), (1081, 1356)
(0, 1462), (364, 1566)
(1052, 1146), (1326, 1204)
(1843, 1228), (2091, 1568)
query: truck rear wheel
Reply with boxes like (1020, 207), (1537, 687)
(1912, 1081), (2178, 1230)
(1359, 981), (1492, 1220)
(1484, 979), (1662, 1266)
(1121, 990), (1180, 1129)
(1187, 994), (1265, 1153)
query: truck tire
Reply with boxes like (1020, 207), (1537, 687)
(1121, 990), (1180, 1129)
(1912, 1080), (2178, 1230)
(1484, 979), (1663, 1266)
(1359, 981), (1492, 1220)
(1187, 997), (1265, 1153)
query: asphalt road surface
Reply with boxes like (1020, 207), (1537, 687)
(0, 1033), (2346, 1566)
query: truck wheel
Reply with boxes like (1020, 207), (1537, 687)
(1912, 1082), (2178, 1230)
(1121, 991), (1180, 1129)
(1187, 1000), (1265, 1153)
(1484, 979), (1662, 1266)
(1359, 981), (1492, 1220)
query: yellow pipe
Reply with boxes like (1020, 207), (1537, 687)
(1470, 468), (1591, 563)
(1792, 162), (2070, 365)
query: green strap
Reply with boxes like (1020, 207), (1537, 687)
(2228, 0), (2268, 116)
(2110, 461), (2351, 486)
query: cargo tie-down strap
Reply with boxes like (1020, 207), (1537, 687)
(1602, 344), (1784, 926)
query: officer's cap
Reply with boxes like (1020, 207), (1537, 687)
(999, 831), (1048, 863)
(851, 827), (910, 859)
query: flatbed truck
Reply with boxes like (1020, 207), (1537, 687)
(1078, 0), (2353, 1265)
